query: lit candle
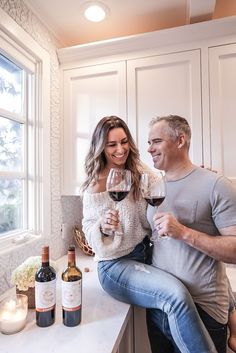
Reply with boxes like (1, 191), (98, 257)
(0, 294), (28, 335)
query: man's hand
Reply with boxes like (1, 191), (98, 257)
(153, 211), (186, 239)
(153, 211), (236, 263)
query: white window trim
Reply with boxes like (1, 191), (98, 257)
(0, 8), (51, 247)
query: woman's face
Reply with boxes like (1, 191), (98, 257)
(104, 127), (130, 169)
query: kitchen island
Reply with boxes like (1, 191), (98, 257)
(0, 250), (133, 353)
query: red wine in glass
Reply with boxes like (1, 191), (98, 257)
(144, 196), (165, 207)
(109, 191), (129, 202)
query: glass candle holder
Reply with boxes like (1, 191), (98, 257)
(0, 294), (28, 334)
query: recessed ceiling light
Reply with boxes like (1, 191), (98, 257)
(83, 2), (109, 22)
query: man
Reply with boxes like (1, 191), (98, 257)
(146, 115), (236, 353)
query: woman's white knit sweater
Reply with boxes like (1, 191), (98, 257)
(82, 190), (151, 261)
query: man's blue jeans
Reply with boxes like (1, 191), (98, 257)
(97, 238), (217, 353)
(146, 305), (227, 353)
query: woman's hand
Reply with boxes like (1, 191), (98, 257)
(100, 209), (120, 233)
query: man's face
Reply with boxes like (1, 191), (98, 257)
(147, 121), (178, 171)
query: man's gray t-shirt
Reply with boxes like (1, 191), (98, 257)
(147, 166), (236, 323)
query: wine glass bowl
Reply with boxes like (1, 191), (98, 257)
(140, 172), (165, 206)
(106, 168), (132, 202)
(140, 171), (167, 240)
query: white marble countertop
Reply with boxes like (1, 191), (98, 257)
(0, 250), (131, 353)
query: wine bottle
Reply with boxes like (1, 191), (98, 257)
(35, 245), (56, 327)
(61, 245), (82, 327)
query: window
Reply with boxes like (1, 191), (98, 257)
(0, 9), (50, 247)
(0, 54), (26, 234)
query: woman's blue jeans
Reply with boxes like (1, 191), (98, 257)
(97, 238), (217, 353)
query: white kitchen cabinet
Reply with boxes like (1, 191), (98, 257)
(60, 17), (236, 194)
(127, 50), (202, 168)
(62, 61), (126, 194)
(62, 49), (202, 193)
(133, 307), (151, 353)
(209, 43), (236, 186)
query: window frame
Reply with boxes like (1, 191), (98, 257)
(0, 8), (50, 248)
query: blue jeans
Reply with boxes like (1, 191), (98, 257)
(97, 238), (217, 353)
(146, 305), (227, 353)
(196, 305), (227, 353)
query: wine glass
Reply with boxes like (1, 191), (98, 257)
(106, 168), (132, 235)
(140, 171), (167, 240)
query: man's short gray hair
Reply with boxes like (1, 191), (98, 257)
(149, 115), (191, 149)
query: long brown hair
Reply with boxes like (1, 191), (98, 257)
(82, 116), (142, 200)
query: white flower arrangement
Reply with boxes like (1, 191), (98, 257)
(11, 256), (57, 291)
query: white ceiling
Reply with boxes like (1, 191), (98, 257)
(23, 0), (236, 48)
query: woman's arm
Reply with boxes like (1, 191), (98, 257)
(82, 192), (123, 259)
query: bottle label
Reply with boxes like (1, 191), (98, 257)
(61, 280), (82, 310)
(35, 279), (56, 311)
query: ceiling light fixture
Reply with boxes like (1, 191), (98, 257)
(83, 1), (109, 22)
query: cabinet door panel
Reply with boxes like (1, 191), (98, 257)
(209, 43), (236, 185)
(62, 62), (126, 194)
(133, 307), (151, 353)
(127, 50), (202, 169)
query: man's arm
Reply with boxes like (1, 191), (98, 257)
(182, 225), (236, 264)
(154, 212), (236, 264)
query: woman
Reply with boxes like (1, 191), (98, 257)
(82, 115), (217, 353)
